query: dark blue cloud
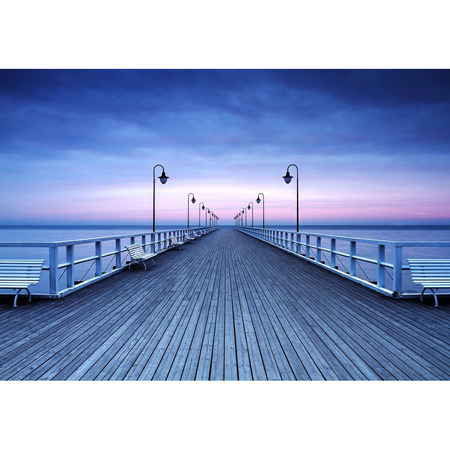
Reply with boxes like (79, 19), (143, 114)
(0, 69), (449, 159)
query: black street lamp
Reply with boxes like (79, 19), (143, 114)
(152, 164), (169, 232)
(282, 164), (299, 232)
(198, 202), (205, 227)
(242, 208), (247, 227)
(187, 193), (196, 229)
(256, 192), (265, 229)
(205, 207), (210, 226)
(247, 202), (254, 227)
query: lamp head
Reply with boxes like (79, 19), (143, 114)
(256, 198), (260, 204)
(191, 196), (196, 204)
(159, 171), (169, 184)
(282, 170), (293, 184)
(202, 205), (205, 210)
(247, 205), (251, 210)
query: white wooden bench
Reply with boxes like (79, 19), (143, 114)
(408, 259), (450, 307)
(0, 259), (45, 307)
(184, 233), (195, 243)
(170, 236), (184, 250)
(125, 244), (157, 270)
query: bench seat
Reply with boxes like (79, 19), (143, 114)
(125, 244), (157, 270)
(408, 259), (450, 307)
(0, 259), (45, 307)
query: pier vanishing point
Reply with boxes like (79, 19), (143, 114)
(0, 228), (449, 381)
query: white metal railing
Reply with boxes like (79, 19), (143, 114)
(0, 226), (216, 298)
(237, 226), (450, 297)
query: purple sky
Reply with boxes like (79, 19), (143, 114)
(1, 69), (449, 226)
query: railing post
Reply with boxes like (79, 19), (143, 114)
(49, 245), (58, 295)
(306, 235), (310, 258)
(130, 236), (135, 245)
(95, 241), (102, 276)
(151, 233), (155, 253)
(393, 244), (403, 295)
(377, 244), (386, 288)
(297, 233), (301, 254)
(115, 239), (121, 269)
(350, 241), (356, 276)
(66, 245), (74, 288)
(330, 238), (336, 268)
(142, 235), (146, 251)
(317, 236), (322, 263)
(290, 232), (293, 252)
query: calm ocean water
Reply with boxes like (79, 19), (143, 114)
(1, 225), (449, 294)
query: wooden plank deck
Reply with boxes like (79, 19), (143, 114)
(0, 228), (449, 380)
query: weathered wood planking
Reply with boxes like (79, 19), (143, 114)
(0, 228), (448, 380)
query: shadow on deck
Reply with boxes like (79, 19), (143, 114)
(0, 228), (449, 380)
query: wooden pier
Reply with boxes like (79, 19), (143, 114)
(0, 228), (448, 380)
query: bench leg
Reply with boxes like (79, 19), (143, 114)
(430, 288), (439, 307)
(420, 287), (425, 302)
(421, 287), (439, 307)
(13, 288), (31, 308)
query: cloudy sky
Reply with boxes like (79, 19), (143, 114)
(1, 69), (449, 226)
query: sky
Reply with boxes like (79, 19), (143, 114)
(1, 69), (449, 226)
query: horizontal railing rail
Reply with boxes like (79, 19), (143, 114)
(0, 226), (216, 298)
(237, 226), (450, 297)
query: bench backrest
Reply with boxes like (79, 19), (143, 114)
(408, 259), (450, 281)
(125, 244), (146, 259)
(0, 259), (45, 283)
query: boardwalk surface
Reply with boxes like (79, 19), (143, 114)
(0, 228), (449, 380)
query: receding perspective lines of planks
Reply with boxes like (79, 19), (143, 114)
(0, 228), (448, 380)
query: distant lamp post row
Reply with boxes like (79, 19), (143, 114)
(234, 162), (298, 230)
(152, 166), (219, 231)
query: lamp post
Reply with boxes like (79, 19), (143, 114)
(282, 164), (299, 232)
(205, 208), (210, 227)
(187, 193), (196, 229)
(247, 202), (254, 227)
(152, 164), (169, 232)
(256, 193), (265, 229)
(209, 211), (213, 227)
(242, 208), (247, 227)
(198, 202), (205, 227)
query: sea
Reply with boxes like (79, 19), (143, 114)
(1, 224), (449, 295)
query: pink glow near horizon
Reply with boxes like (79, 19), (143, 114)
(3, 168), (449, 225)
